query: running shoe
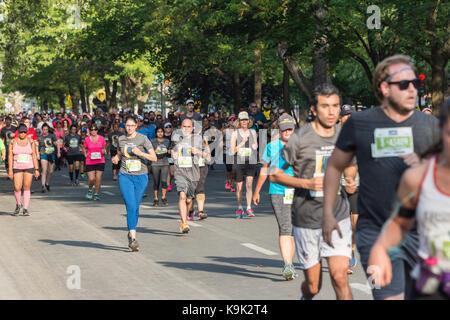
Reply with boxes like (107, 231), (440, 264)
(152, 199), (159, 207)
(198, 211), (208, 220)
(347, 266), (354, 274)
(230, 186), (236, 192)
(86, 189), (94, 200)
(225, 182), (230, 190)
(13, 204), (22, 215)
(246, 209), (255, 217)
(46, 184), (50, 192)
(128, 239), (140, 252)
(235, 209), (244, 219)
(187, 210), (194, 221)
(75, 179), (79, 186)
(41, 186), (46, 193)
(167, 183), (172, 192)
(161, 198), (168, 206)
(180, 222), (190, 234)
(80, 173), (87, 179)
(71, 181), (75, 186)
(93, 194), (100, 201)
(22, 209), (30, 216)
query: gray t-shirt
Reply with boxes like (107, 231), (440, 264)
(151, 137), (171, 166)
(64, 134), (82, 156)
(38, 133), (57, 155)
(282, 123), (349, 229)
(172, 134), (202, 182)
(118, 133), (153, 175)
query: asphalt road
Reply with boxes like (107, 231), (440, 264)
(0, 161), (373, 300)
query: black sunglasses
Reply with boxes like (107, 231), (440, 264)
(386, 78), (420, 90)
(90, 128), (98, 131)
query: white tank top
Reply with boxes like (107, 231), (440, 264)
(416, 155), (450, 271)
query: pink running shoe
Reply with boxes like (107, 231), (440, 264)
(187, 210), (194, 221)
(167, 183), (172, 192)
(246, 209), (255, 217)
(225, 181), (230, 190)
(235, 209), (244, 219)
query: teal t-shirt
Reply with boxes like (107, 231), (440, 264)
(261, 139), (294, 195)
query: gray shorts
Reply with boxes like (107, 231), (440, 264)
(175, 175), (198, 199)
(270, 194), (293, 236)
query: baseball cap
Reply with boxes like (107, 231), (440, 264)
(277, 114), (295, 131)
(143, 118), (149, 124)
(186, 99), (195, 105)
(164, 122), (172, 128)
(138, 115), (144, 121)
(422, 107), (433, 114)
(340, 104), (355, 116)
(228, 114), (236, 121)
(18, 124), (28, 133)
(238, 111), (249, 120)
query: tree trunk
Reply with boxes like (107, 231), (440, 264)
(79, 85), (87, 113)
(120, 75), (133, 111)
(57, 91), (66, 112)
(283, 64), (291, 112)
(70, 89), (80, 114)
(111, 80), (118, 112)
(233, 73), (242, 114)
(254, 44), (262, 108)
(104, 79), (111, 111)
(312, 5), (330, 88)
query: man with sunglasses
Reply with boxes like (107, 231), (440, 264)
(322, 55), (440, 300)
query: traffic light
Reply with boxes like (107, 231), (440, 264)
(418, 73), (426, 96)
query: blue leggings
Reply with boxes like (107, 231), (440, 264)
(118, 172), (148, 231)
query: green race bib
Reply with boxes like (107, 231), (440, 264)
(126, 159), (141, 172)
(90, 152), (101, 160)
(17, 154), (31, 163)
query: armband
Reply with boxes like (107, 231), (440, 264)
(392, 199), (416, 219)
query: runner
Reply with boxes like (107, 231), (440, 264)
(253, 114), (298, 280)
(8, 124), (40, 216)
(223, 115), (236, 192)
(108, 123), (124, 181)
(339, 104), (360, 274)
(171, 119), (207, 233)
(322, 55), (440, 300)
(112, 115), (157, 252)
(271, 83), (356, 300)
(38, 124), (60, 193)
(368, 97), (450, 300)
(230, 111), (258, 218)
(64, 124), (83, 186)
(54, 120), (65, 171)
(150, 126), (171, 206)
(164, 122), (175, 191)
(83, 123), (107, 201)
(187, 122), (211, 220)
(1, 116), (17, 176)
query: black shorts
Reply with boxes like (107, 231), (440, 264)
(233, 163), (257, 182)
(86, 163), (105, 172)
(66, 154), (84, 165)
(13, 168), (35, 174)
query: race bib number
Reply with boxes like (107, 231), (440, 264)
(238, 147), (251, 157)
(17, 154), (31, 163)
(284, 188), (294, 205)
(45, 147), (55, 154)
(178, 156), (192, 168)
(90, 152), (102, 160)
(310, 173), (324, 198)
(126, 159), (141, 172)
(371, 127), (414, 158)
(168, 158), (174, 164)
(198, 157), (206, 167)
(57, 139), (63, 145)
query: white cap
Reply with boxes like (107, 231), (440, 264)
(238, 111), (249, 120)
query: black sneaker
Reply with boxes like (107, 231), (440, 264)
(41, 186), (46, 193)
(23, 209), (30, 216)
(161, 198), (168, 206)
(152, 199), (159, 207)
(13, 204), (22, 215)
(46, 184), (50, 191)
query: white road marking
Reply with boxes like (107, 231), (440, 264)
(350, 282), (373, 295)
(61, 174), (69, 178)
(103, 191), (115, 196)
(241, 243), (277, 256)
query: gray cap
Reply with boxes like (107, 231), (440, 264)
(186, 99), (195, 105)
(340, 104), (355, 116)
(277, 114), (295, 131)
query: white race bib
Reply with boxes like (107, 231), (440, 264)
(371, 127), (414, 158)
(283, 188), (294, 205)
(45, 147), (55, 154)
(310, 173), (324, 198)
(90, 152), (102, 160)
(238, 147), (251, 157)
(69, 139), (78, 148)
(126, 159), (141, 172)
(198, 157), (206, 167)
(178, 156), (192, 168)
(17, 154), (31, 163)
(57, 139), (63, 145)
(168, 158), (174, 164)
(156, 147), (168, 155)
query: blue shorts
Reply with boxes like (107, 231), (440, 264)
(41, 154), (56, 162)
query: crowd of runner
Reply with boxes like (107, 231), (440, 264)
(0, 54), (448, 300)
